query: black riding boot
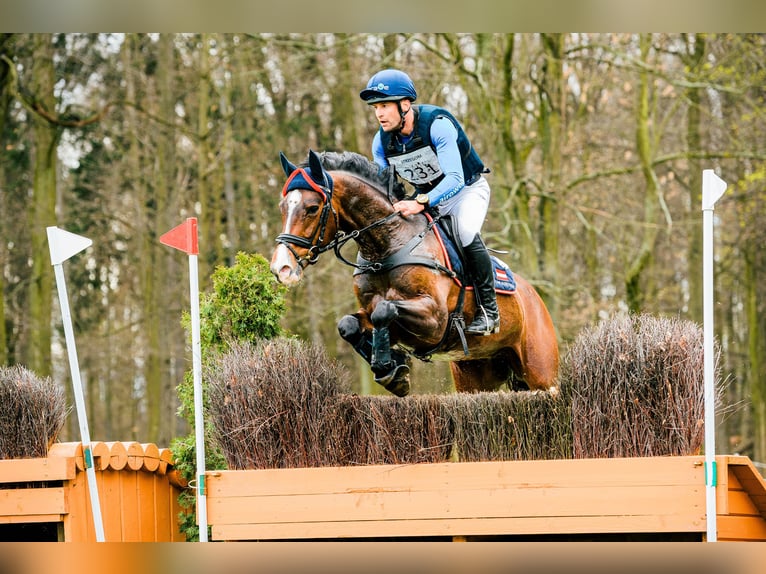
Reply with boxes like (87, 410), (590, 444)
(463, 234), (500, 335)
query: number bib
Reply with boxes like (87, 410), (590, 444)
(387, 146), (442, 186)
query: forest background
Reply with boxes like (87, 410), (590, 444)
(0, 33), (765, 470)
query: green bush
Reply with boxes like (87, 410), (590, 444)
(171, 251), (287, 540)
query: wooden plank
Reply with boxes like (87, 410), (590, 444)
(0, 487), (67, 516)
(119, 470), (141, 541)
(157, 448), (173, 475)
(137, 471), (157, 541)
(212, 512), (706, 541)
(91, 442), (111, 471)
(726, 490), (761, 517)
(0, 514), (63, 525)
(126, 442), (144, 471)
(0, 457), (75, 483)
(61, 470), (89, 541)
(207, 456), (705, 498)
(48, 442), (84, 470)
(153, 475), (172, 541)
(205, 455), (766, 541)
(99, 469), (123, 541)
(207, 483), (703, 526)
(105, 441), (128, 471)
(726, 457), (766, 520)
(717, 515), (766, 541)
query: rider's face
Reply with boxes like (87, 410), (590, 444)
(370, 100), (409, 132)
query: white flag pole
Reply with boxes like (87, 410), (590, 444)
(188, 250), (208, 542)
(701, 169), (727, 543)
(47, 227), (106, 542)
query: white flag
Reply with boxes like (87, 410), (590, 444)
(47, 226), (92, 265)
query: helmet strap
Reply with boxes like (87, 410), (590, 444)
(395, 100), (409, 132)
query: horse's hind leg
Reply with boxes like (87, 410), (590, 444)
(338, 310), (410, 397)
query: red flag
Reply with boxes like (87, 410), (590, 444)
(160, 217), (199, 255)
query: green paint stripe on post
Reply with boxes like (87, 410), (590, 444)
(84, 446), (93, 470)
(705, 460), (717, 487)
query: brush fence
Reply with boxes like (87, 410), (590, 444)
(206, 455), (766, 542)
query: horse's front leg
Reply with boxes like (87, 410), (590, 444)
(370, 300), (398, 371)
(388, 296), (447, 348)
(369, 300), (410, 396)
(337, 307), (410, 397)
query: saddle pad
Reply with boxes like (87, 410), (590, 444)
(432, 223), (517, 294)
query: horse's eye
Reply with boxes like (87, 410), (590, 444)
(305, 205), (320, 216)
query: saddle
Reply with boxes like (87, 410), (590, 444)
(432, 215), (517, 294)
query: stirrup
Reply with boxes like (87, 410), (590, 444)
(465, 308), (500, 336)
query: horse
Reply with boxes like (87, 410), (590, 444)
(270, 149), (559, 397)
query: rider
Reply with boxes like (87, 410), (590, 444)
(359, 68), (499, 335)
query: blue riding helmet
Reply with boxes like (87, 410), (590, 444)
(360, 69), (418, 104)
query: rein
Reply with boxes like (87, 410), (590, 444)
(331, 212), (400, 270)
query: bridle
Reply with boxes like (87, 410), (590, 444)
(275, 166), (337, 269)
(275, 166), (399, 270)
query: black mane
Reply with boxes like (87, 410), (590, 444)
(311, 150), (406, 198)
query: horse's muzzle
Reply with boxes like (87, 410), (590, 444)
(270, 245), (303, 285)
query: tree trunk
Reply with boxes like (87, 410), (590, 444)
(536, 33), (565, 318)
(498, 34), (540, 279)
(197, 33), (216, 279)
(332, 33), (361, 152)
(220, 37), (237, 266)
(0, 38), (9, 364)
(27, 34), (58, 376)
(143, 32), (175, 444)
(625, 34), (660, 313)
(745, 253), (766, 464)
(683, 33), (706, 323)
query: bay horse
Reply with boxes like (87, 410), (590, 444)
(270, 149), (559, 397)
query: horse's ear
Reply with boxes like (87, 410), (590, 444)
(279, 151), (296, 177)
(307, 149), (328, 186)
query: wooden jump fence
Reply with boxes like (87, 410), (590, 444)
(3, 445), (765, 542)
(205, 454), (766, 542)
(0, 441), (186, 541)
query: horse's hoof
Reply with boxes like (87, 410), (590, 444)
(375, 363), (411, 397)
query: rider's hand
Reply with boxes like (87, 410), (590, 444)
(393, 199), (425, 217)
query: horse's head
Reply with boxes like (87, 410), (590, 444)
(270, 149), (336, 285)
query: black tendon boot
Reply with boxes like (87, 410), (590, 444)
(463, 234), (500, 335)
(338, 314), (410, 397)
(371, 325), (411, 397)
